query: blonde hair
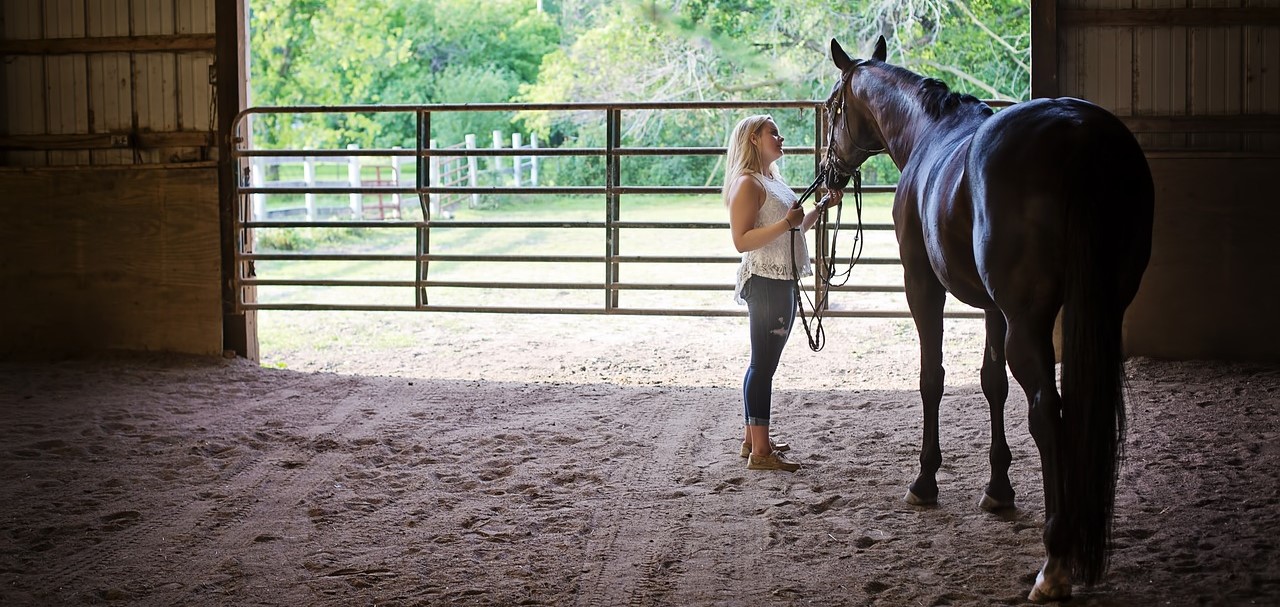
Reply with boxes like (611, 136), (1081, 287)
(721, 114), (780, 206)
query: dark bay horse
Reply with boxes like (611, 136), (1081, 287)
(821, 37), (1154, 601)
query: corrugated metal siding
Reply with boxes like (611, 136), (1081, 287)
(87, 0), (132, 164)
(3, 2), (44, 166)
(0, 0), (216, 166)
(1057, 0), (1280, 153)
(1243, 22), (1280, 149)
(1133, 17), (1188, 149)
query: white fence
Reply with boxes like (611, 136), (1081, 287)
(250, 130), (540, 221)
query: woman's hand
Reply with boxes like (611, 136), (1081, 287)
(784, 205), (804, 229)
(819, 189), (844, 209)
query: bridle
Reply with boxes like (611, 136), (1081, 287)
(826, 67), (887, 167)
(789, 67), (885, 352)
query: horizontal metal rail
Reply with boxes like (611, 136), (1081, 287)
(240, 220), (897, 230)
(238, 303), (983, 319)
(235, 145), (824, 158)
(236, 184), (900, 195)
(231, 100), (995, 319)
(241, 278), (911, 294)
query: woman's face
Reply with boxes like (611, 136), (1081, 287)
(752, 119), (784, 166)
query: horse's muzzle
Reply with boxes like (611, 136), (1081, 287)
(821, 164), (853, 191)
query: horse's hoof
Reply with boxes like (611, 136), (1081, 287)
(1028, 564), (1071, 603)
(979, 492), (1015, 512)
(904, 489), (936, 506)
(1027, 583), (1071, 603)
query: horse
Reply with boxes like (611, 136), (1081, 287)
(819, 36), (1154, 602)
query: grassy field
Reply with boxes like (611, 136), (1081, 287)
(249, 191), (997, 359)
(251, 192), (905, 310)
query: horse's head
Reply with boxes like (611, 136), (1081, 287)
(821, 36), (889, 190)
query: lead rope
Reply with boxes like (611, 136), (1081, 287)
(790, 168), (866, 352)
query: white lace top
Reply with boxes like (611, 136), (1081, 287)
(733, 172), (812, 304)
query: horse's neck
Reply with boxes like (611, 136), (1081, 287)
(868, 77), (985, 169)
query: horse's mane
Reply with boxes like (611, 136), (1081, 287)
(878, 63), (991, 119)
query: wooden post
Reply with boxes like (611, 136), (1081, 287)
(465, 134), (479, 208)
(512, 132), (523, 186)
(428, 139), (441, 218)
(303, 156), (316, 221)
(492, 130), (505, 176)
(529, 132), (539, 187)
(390, 146), (402, 217)
(347, 143), (363, 218)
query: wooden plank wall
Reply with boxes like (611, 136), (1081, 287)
(0, 167), (222, 358)
(1054, 0), (1280, 361)
(0, 0), (223, 359)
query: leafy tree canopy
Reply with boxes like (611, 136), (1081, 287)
(250, 0), (557, 147)
(249, 0), (1029, 182)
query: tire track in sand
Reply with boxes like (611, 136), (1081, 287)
(574, 385), (721, 607)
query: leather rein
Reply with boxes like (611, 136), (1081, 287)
(789, 69), (880, 352)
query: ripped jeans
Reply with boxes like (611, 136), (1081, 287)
(741, 275), (797, 427)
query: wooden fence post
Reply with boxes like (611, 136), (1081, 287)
(428, 139), (441, 218)
(512, 132), (523, 186)
(492, 130), (505, 176)
(529, 132), (539, 187)
(390, 146), (403, 216)
(347, 143), (363, 219)
(303, 156), (317, 221)
(465, 134), (480, 208)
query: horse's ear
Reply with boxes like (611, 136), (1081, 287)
(872, 35), (887, 62)
(831, 38), (855, 71)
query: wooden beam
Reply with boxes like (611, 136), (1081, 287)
(1031, 0), (1058, 98)
(0, 34), (217, 55)
(136, 132), (215, 148)
(1060, 8), (1280, 27)
(0, 131), (213, 150)
(1120, 115), (1280, 133)
(218, 0), (256, 360)
(0, 134), (124, 150)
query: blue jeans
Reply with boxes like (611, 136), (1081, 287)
(741, 275), (797, 426)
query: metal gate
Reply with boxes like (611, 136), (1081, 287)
(230, 101), (985, 319)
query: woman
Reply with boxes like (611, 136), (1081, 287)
(723, 114), (840, 472)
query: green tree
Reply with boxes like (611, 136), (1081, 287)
(520, 0), (1029, 185)
(250, 0), (559, 148)
(248, 0), (1029, 185)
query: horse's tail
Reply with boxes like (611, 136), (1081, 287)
(1059, 156), (1130, 585)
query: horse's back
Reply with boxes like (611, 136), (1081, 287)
(968, 97), (1155, 308)
(971, 98), (1151, 208)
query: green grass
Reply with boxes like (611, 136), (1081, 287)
(251, 192), (904, 312)
(250, 191), (933, 364)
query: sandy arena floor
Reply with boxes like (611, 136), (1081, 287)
(1, 314), (1277, 606)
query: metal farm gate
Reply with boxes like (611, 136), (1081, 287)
(230, 101), (990, 319)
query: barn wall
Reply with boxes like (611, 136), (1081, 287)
(1126, 157), (1280, 361)
(0, 166), (222, 358)
(1049, 0), (1280, 362)
(0, 0), (225, 359)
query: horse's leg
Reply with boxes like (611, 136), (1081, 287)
(1003, 311), (1071, 602)
(903, 272), (947, 506)
(978, 310), (1015, 512)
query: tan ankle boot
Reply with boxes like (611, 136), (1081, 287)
(746, 450), (800, 472)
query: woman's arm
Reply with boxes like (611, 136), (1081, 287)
(728, 175), (801, 253)
(799, 188), (844, 231)
(799, 206), (822, 232)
